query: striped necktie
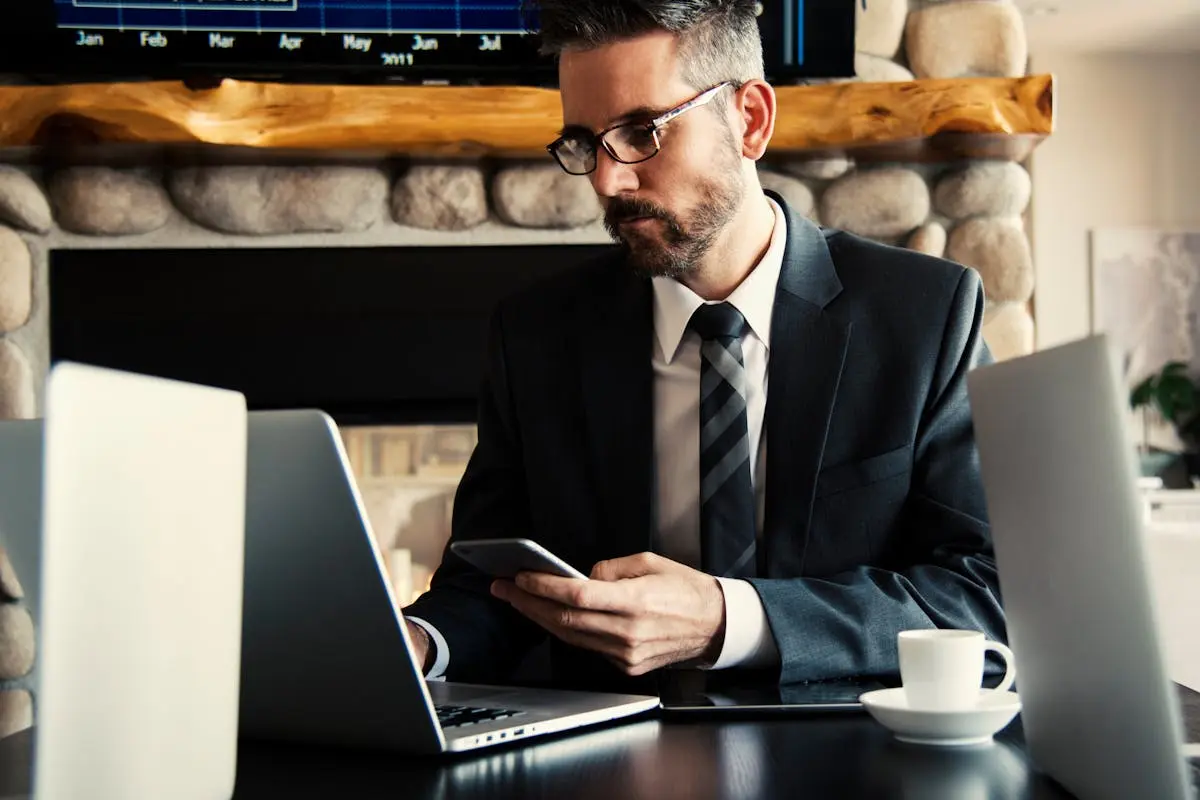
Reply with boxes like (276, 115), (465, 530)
(689, 302), (757, 578)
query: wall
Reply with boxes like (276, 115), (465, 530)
(1030, 51), (1200, 349)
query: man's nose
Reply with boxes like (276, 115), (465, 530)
(588, 147), (640, 199)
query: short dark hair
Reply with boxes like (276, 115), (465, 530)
(525, 0), (765, 90)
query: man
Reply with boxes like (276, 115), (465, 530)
(403, 0), (1005, 692)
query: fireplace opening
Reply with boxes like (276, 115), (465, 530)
(50, 244), (613, 425)
(49, 243), (612, 601)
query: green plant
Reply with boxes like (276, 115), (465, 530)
(1130, 361), (1200, 450)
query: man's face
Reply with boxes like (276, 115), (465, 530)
(558, 31), (747, 279)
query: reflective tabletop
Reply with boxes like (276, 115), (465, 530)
(4, 685), (1198, 799)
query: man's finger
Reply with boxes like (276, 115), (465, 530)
(513, 571), (633, 612)
(499, 586), (673, 675)
(497, 585), (649, 657)
(501, 583), (627, 637)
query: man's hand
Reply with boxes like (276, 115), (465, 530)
(405, 619), (433, 673)
(490, 552), (726, 676)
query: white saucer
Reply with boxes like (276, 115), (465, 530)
(859, 688), (1022, 747)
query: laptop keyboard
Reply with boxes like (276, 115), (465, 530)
(435, 704), (525, 729)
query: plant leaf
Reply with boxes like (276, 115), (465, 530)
(1131, 375), (1157, 408)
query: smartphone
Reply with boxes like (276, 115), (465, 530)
(449, 538), (587, 580)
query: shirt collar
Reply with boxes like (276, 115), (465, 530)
(652, 196), (787, 364)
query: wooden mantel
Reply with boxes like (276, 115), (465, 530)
(0, 74), (1054, 163)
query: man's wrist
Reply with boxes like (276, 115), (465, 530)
(407, 616), (451, 679)
(406, 619), (433, 671)
(701, 577), (727, 665)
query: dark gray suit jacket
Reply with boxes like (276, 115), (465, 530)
(406, 195), (1005, 692)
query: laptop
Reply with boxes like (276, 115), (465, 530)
(968, 334), (1200, 800)
(238, 410), (659, 754)
(23, 363), (247, 800)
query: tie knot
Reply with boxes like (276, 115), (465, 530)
(689, 302), (747, 341)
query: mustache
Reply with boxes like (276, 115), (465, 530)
(604, 197), (683, 237)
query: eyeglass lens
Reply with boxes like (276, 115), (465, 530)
(555, 125), (659, 175)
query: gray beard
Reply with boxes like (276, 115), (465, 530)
(609, 175), (745, 280)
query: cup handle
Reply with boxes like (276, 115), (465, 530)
(984, 641), (1017, 693)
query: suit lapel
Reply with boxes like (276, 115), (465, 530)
(763, 205), (852, 577)
(580, 270), (656, 560)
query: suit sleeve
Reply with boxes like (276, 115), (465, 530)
(747, 269), (1005, 685)
(403, 306), (546, 683)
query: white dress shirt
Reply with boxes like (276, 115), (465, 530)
(651, 198), (785, 669)
(411, 198), (788, 678)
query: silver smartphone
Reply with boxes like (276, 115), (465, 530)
(449, 538), (588, 580)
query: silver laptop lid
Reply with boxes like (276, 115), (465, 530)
(968, 335), (1193, 800)
(34, 363), (247, 800)
(239, 410), (445, 753)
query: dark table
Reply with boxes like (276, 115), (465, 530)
(3, 686), (1197, 800)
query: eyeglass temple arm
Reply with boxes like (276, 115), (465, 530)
(650, 82), (734, 129)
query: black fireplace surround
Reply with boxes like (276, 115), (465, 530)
(49, 244), (613, 425)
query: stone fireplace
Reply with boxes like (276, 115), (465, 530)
(0, 155), (1036, 417)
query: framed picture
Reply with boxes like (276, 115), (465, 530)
(1090, 228), (1200, 451)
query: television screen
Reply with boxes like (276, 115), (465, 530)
(0, 1), (854, 85)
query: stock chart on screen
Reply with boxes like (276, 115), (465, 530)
(51, 0), (541, 76)
(25, 0), (849, 85)
(54, 0), (529, 34)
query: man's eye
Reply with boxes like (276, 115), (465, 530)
(616, 126), (657, 153)
(627, 126), (656, 145)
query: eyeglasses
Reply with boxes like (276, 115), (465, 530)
(546, 82), (736, 176)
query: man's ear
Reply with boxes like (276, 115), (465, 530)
(735, 79), (777, 161)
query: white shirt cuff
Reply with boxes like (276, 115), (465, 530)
(406, 615), (449, 681)
(706, 578), (779, 670)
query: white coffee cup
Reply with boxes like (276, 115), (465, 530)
(897, 629), (1016, 711)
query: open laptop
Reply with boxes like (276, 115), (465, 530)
(968, 334), (1200, 800)
(20, 363), (248, 800)
(238, 410), (659, 754)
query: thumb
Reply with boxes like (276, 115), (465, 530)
(590, 552), (672, 581)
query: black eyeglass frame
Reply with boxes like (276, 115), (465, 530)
(546, 81), (739, 176)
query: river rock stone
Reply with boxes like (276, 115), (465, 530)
(906, 222), (948, 258)
(0, 340), (34, 420)
(934, 161), (1032, 219)
(758, 170), (815, 218)
(906, 1), (1028, 78)
(983, 301), (1035, 361)
(391, 164), (488, 231)
(0, 690), (33, 739)
(170, 166), (388, 235)
(0, 227), (31, 333)
(0, 547), (22, 601)
(780, 158), (855, 181)
(0, 605), (34, 680)
(50, 168), (172, 236)
(856, 0), (908, 58)
(0, 167), (52, 234)
(491, 165), (602, 229)
(947, 217), (1034, 304)
(855, 53), (916, 83)
(820, 167), (930, 239)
